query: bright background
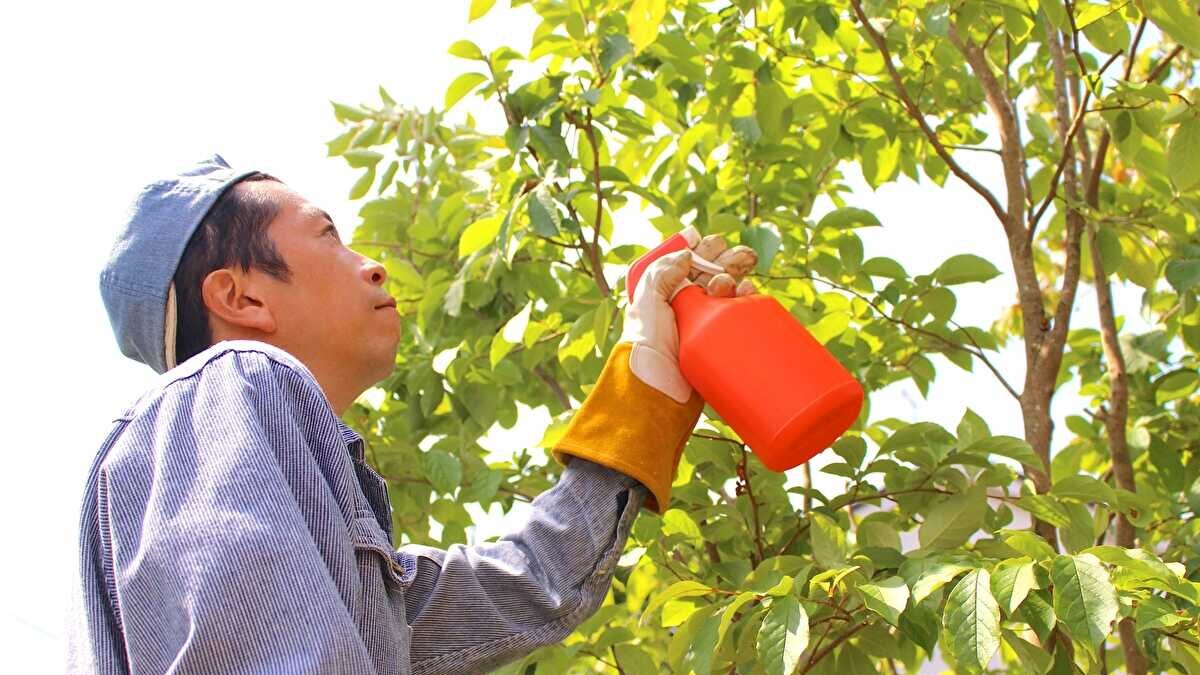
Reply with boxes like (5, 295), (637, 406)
(0, 1), (1149, 670)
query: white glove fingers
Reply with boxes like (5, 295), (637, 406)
(652, 250), (693, 299)
(736, 278), (758, 296)
(707, 273), (737, 297)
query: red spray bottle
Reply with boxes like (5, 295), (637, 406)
(627, 228), (865, 472)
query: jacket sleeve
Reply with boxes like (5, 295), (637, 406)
(400, 458), (645, 675)
(98, 357), (379, 674)
(400, 341), (703, 674)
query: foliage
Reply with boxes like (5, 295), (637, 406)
(329, 0), (1200, 672)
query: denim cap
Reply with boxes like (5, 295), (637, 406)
(100, 154), (261, 374)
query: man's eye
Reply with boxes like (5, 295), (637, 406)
(324, 226), (340, 239)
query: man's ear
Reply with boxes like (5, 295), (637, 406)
(200, 268), (277, 335)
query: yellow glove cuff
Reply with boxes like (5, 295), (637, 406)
(552, 342), (704, 514)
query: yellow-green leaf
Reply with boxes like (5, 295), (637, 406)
(628, 0), (667, 52)
(458, 212), (504, 258)
(857, 576), (909, 626)
(1167, 115), (1200, 192)
(468, 0), (497, 22)
(757, 596), (808, 675)
(445, 72), (488, 110)
(640, 580), (712, 625)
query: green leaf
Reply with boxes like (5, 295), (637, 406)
(349, 166), (376, 200)
(528, 185), (561, 236)
(1017, 494), (1072, 528)
(458, 212), (504, 258)
(1051, 475), (1117, 506)
(933, 254), (1001, 285)
(907, 560), (971, 604)
(1167, 115), (1200, 192)
(662, 508), (703, 543)
(1155, 368), (1200, 405)
(990, 558), (1035, 615)
(599, 33), (633, 71)
(1018, 591), (1057, 644)
(1142, 0), (1200, 54)
(490, 301), (532, 367)
(919, 487), (987, 550)
(421, 449), (462, 494)
(717, 591), (758, 646)
(662, 599), (699, 628)
(817, 207), (882, 230)
(1050, 554), (1118, 659)
(628, 0), (667, 52)
(331, 101), (371, 122)
(757, 596), (808, 675)
(686, 611), (721, 675)
(899, 602), (940, 654)
(1166, 259), (1200, 293)
(448, 39), (484, 60)
(612, 645), (657, 674)
(943, 569), (1001, 673)
(640, 580), (712, 625)
(468, 0), (496, 22)
(342, 149), (383, 168)
(445, 72), (488, 110)
(668, 606), (718, 672)
(956, 408), (990, 450)
(965, 436), (1043, 471)
(741, 225), (781, 273)
(810, 513), (847, 568)
(857, 576), (909, 626)
(1003, 531), (1058, 561)
(861, 256), (907, 279)
(1002, 629), (1053, 674)
(707, 213), (743, 234)
(756, 80), (792, 142)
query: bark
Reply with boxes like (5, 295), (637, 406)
(1088, 222), (1147, 675)
(1082, 19), (1150, 673)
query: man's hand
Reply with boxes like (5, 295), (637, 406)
(619, 226), (759, 404)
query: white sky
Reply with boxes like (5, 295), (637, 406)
(0, 1), (1150, 670)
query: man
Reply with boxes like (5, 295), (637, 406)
(71, 155), (756, 674)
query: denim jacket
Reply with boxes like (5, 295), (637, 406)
(68, 341), (645, 674)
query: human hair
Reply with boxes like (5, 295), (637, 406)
(173, 172), (291, 365)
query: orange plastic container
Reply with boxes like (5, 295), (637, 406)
(628, 230), (865, 472)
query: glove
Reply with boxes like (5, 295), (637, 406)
(552, 226), (758, 513)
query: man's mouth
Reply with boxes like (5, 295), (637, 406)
(375, 298), (397, 310)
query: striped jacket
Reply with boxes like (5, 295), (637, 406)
(69, 341), (646, 674)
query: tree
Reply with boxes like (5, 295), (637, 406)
(328, 0), (1200, 672)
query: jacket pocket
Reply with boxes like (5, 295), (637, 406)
(348, 515), (411, 589)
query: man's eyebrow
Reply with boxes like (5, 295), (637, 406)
(318, 209), (335, 225)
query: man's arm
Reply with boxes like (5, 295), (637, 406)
(400, 458), (643, 674)
(399, 339), (704, 674)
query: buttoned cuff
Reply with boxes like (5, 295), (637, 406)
(551, 342), (704, 514)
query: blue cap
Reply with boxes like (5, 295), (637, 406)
(100, 154), (260, 374)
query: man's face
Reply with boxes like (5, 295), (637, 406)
(247, 181), (400, 386)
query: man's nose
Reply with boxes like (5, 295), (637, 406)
(362, 257), (387, 286)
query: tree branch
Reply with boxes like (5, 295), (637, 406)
(848, 0), (1008, 224)
(737, 446), (766, 566)
(1028, 49), (1122, 237)
(947, 21), (1029, 240)
(945, 18), (1050, 378)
